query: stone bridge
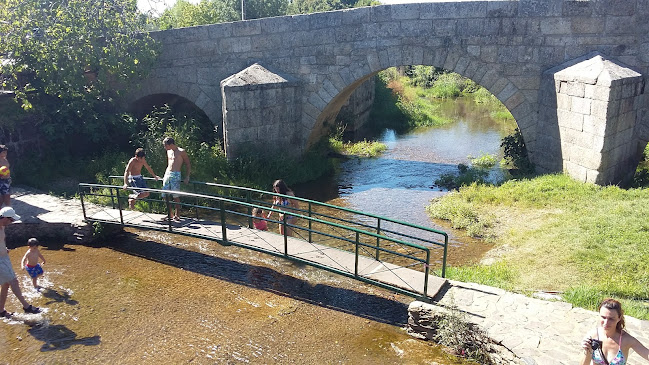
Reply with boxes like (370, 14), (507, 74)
(130, 0), (649, 185)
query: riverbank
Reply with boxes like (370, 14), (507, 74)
(427, 174), (649, 320)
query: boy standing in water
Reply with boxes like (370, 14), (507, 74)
(0, 207), (40, 317)
(21, 238), (46, 289)
(162, 137), (191, 222)
(0, 145), (11, 208)
(123, 148), (160, 209)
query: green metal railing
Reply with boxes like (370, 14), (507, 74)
(79, 177), (448, 300)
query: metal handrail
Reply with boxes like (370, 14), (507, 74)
(82, 179), (449, 299)
(109, 175), (449, 248)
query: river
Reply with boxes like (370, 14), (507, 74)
(297, 97), (515, 266)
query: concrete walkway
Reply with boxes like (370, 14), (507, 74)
(434, 281), (649, 364)
(6, 187), (649, 364)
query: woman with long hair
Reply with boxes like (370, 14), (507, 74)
(580, 298), (649, 364)
(267, 179), (299, 237)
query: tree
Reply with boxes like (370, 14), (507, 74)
(0, 0), (159, 143)
(156, 0), (239, 29)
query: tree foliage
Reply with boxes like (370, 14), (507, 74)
(0, 0), (158, 108)
(155, 0), (239, 29)
(0, 0), (159, 145)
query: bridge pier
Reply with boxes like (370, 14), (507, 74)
(536, 52), (646, 185)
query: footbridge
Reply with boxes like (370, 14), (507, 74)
(130, 0), (649, 185)
(78, 178), (449, 301)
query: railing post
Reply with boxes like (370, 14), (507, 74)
(165, 194), (172, 232)
(375, 218), (381, 261)
(283, 214), (288, 256)
(80, 190), (87, 220)
(110, 187), (116, 209)
(308, 203), (312, 243)
(424, 249), (430, 297)
(220, 199), (227, 244)
(246, 192), (252, 229)
(442, 235), (448, 278)
(354, 232), (360, 277)
(116, 187), (124, 225)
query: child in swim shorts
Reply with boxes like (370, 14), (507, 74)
(21, 238), (46, 289)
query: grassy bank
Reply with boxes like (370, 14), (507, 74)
(427, 174), (649, 319)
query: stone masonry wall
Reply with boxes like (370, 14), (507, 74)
(130, 0), (649, 184)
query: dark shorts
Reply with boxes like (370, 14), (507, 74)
(128, 175), (147, 195)
(0, 178), (11, 196)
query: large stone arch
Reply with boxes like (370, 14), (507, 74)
(304, 47), (536, 158)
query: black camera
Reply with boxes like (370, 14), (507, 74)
(590, 338), (602, 350)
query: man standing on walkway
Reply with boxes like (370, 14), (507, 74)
(162, 137), (191, 222)
(0, 207), (40, 317)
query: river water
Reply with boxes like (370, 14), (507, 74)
(297, 97), (515, 266)
(0, 98), (512, 364)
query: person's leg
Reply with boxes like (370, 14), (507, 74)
(0, 282), (8, 312)
(173, 197), (181, 220)
(32, 275), (38, 288)
(8, 278), (32, 309)
(1, 194), (9, 208)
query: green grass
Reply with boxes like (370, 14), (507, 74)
(427, 174), (649, 319)
(328, 137), (387, 157)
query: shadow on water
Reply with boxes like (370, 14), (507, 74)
(28, 324), (101, 352)
(103, 232), (410, 326)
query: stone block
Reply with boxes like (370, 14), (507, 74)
(558, 109), (584, 130)
(563, 1), (593, 16)
(309, 12), (342, 29)
(431, 19), (456, 37)
(605, 16), (634, 34)
(403, 46), (424, 66)
(498, 82), (518, 102)
(518, 0), (563, 17)
(570, 17), (606, 34)
(505, 91), (526, 111)
(454, 56), (470, 75)
(487, 1), (518, 17)
(419, 2), (487, 19)
(563, 160), (588, 182)
(540, 18), (572, 35)
(341, 6), (370, 25)
(400, 20), (433, 37)
(370, 5), (392, 22)
(391, 4), (420, 20)
(231, 21), (261, 36)
(594, 0), (636, 16)
(571, 97), (592, 115)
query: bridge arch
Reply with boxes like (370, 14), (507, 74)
(305, 47), (534, 151)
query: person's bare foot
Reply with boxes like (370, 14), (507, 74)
(173, 216), (181, 222)
(128, 198), (135, 209)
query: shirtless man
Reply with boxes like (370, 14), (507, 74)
(0, 145), (11, 208)
(0, 207), (40, 318)
(162, 137), (191, 221)
(123, 148), (160, 209)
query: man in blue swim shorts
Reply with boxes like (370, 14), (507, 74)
(162, 137), (191, 222)
(123, 148), (160, 209)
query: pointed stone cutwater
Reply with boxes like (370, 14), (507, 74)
(220, 63), (302, 159)
(537, 51), (646, 185)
